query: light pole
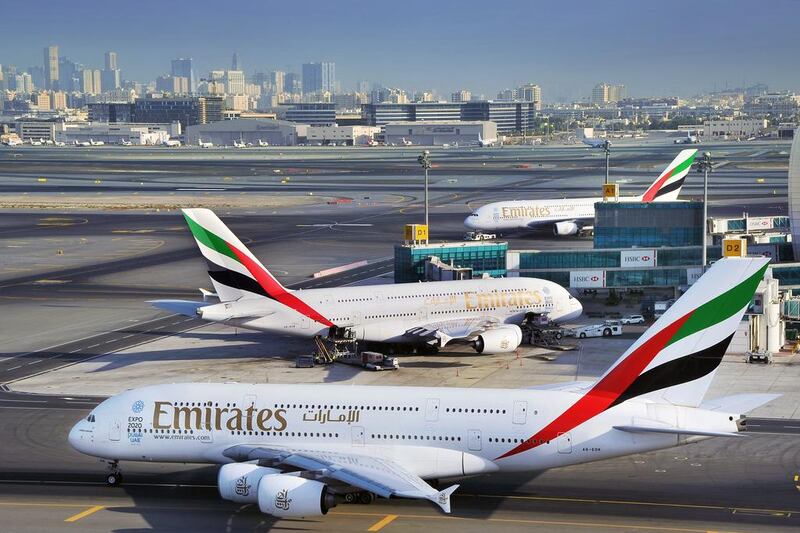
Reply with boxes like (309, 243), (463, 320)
(417, 150), (432, 229)
(695, 151), (713, 269)
(602, 140), (611, 185)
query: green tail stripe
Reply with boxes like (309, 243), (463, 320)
(183, 213), (239, 263)
(667, 263), (768, 347)
(672, 152), (697, 176)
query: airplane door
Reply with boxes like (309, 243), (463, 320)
(467, 430), (482, 451)
(351, 426), (365, 447)
(109, 418), (121, 441)
(425, 398), (440, 422)
(512, 401), (528, 425)
(557, 432), (572, 454)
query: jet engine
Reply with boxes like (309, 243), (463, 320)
(553, 221), (580, 236)
(218, 463), (281, 503)
(258, 474), (336, 518)
(473, 325), (522, 354)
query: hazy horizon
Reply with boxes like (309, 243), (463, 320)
(2, 0), (798, 101)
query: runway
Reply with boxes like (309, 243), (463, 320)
(0, 140), (798, 531)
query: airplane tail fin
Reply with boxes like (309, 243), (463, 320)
(181, 208), (289, 302)
(595, 257), (769, 408)
(639, 149), (698, 202)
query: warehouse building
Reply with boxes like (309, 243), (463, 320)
(55, 122), (181, 145)
(186, 118), (297, 146)
(384, 121), (496, 146)
(306, 125), (381, 145)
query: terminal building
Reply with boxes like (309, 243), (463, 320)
(362, 101), (537, 134)
(384, 121), (496, 146)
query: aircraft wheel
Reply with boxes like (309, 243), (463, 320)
(358, 492), (376, 505)
(579, 332), (586, 338)
(106, 472), (122, 486)
(344, 492), (357, 504)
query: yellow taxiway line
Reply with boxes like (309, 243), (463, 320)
(64, 504), (104, 522)
(367, 513), (399, 531)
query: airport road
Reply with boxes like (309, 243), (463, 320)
(0, 257), (393, 388)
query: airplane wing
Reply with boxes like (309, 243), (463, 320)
(613, 425), (743, 438)
(223, 444), (459, 513)
(404, 316), (499, 346)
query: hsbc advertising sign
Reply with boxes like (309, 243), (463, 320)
(620, 249), (657, 268)
(570, 270), (605, 288)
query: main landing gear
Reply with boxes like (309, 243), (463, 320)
(105, 460), (123, 486)
(343, 491), (375, 505)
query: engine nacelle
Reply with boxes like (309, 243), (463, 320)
(218, 463), (281, 503)
(553, 221), (580, 236)
(258, 474), (336, 518)
(474, 325), (522, 354)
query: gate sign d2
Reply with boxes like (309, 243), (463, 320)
(723, 239), (747, 257)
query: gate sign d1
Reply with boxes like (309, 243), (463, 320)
(723, 238), (747, 257)
(620, 249), (656, 268)
(570, 270), (605, 288)
(404, 224), (429, 243)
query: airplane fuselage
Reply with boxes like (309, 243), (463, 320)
(465, 197), (637, 232)
(69, 382), (737, 479)
(196, 277), (582, 343)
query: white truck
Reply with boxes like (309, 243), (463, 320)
(570, 320), (623, 339)
(464, 231), (496, 241)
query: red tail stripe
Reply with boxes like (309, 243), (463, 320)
(227, 242), (334, 327)
(496, 310), (693, 460)
(641, 167), (676, 202)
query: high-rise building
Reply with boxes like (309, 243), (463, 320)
(104, 51), (117, 71)
(81, 69), (94, 94)
(171, 58), (195, 93)
(43, 46), (59, 90)
(270, 70), (285, 94)
(519, 84), (542, 110)
(35, 91), (51, 111)
(52, 91), (67, 110)
(93, 69), (102, 94)
(592, 83), (625, 105)
(231, 53), (241, 71)
(451, 90), (471, 103)
(156, 75), (189, 94)
(102, 51), (121, 90)
(301, 62), (335, 95)
(285, 72), (301, 93)
(16, 73), (33, 94)
(225, 71), (245, 95)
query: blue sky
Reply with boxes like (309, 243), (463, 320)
(2, 0), (797, 101)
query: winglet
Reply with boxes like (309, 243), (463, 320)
(427, 484), (459, 514)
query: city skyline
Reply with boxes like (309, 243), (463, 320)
(1, 0), (798, 100)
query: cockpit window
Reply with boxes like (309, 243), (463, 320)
(86, 414), (96, 422)
(469, 213), (478, 217)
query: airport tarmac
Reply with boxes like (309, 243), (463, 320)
(0, 140), (798, 531)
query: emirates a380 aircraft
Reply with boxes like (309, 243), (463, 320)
(70, 257), (776, 519)
(152, 209), (582, 354)
(465, 149), (698, 236)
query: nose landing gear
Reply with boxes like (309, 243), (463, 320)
(105, 460), (123, 486)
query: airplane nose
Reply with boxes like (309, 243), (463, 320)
(464, 215), (476, 229)
(563, 298), (584, 322)
(68, 420), (91, 454)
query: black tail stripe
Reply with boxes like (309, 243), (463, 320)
(653, 176), (686, 198)
(208, 269), (271, 299)
(608, 333), (734, 408)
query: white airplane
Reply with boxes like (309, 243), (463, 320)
(29, 138), (43, 146)
(465, 149), (698, 236)
(675, 132), (700, 144)
(70, 257), (775, 519)
(582, 137), (609, 148)
(233, 139), (249, 148)
(198, 138), (214, 148)
(162, 139), (181, 147)
(89, 138), (105, 146)
(151, 209), (582, 354)
(53, 140), (65, 147)
(400, 137), (413, 146)
(257, 139), (269, 147)
(120, 139), (133, 146)
(478, 134), (497, 147)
